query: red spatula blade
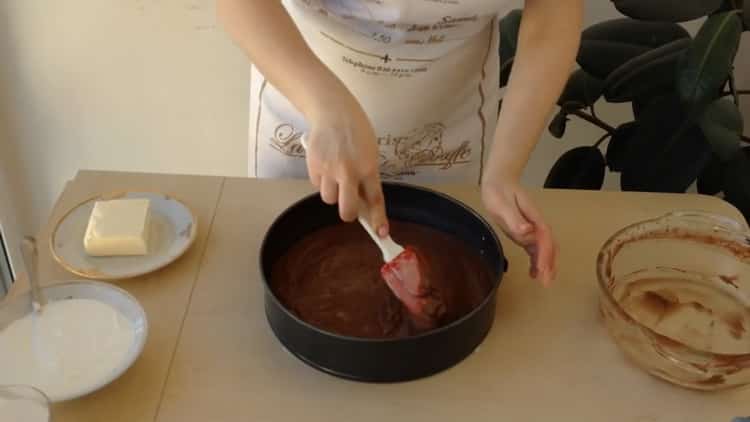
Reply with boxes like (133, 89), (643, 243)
(381, 247), (428, 296)
(381, 246), (445, 329)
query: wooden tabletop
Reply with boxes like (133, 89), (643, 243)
(6, 170), (750, 422)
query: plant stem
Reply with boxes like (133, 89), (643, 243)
(570, 109), (616, 133)
(593, 132), (612, 148)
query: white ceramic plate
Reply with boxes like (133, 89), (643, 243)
(0, 281), (148, 402)
(50, 191), (197, 280)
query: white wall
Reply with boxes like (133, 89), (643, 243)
(0, 1), (748, 242)
(0, 0), (250, 235)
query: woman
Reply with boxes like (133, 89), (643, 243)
(218, 0), (582, 286)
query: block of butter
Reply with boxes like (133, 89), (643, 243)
(83, 198), (152, 256)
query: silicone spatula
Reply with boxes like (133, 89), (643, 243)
(298, 135), (445, 328)
(357, 212), (446, 329)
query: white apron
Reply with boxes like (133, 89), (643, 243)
(249, 0), (511, 185)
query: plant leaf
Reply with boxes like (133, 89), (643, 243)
(677, 11), (743, 114)
(558, 69), (605, 110)
(500, 57), (514, 88)
(499, 10), (522, 57)
(548, 112), (568, 139)
(606, 122), (639, 172)
(631, 93), (687, 120)
(699, 98), (744, 160)
(612, 0), (723, 22)
(578, 41), (649, 80)
(603, 39), (691, 103)
(631, 95), (656, 119)
(578, 19), (689, 79)
(544, 146), (606, 190)
(621, 95), (712, 192)
(723, 147), (750, 220)
(499, 9), (522, 87)
(717, 0), (740, 12)
(697, 154), (724, 195)
(582, 19), (691, 47)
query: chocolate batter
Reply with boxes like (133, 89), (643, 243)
(271, 221), (495, 338)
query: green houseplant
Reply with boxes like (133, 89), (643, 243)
(499, 0), (750, 219)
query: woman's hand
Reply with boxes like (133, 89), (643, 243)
(481, 180), (558, 286)
(217, 0), (388, 236)
(480, 0), (581, 286)
(305, 100), (388, 237)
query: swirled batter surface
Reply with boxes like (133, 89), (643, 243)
(271, 221), (494, 338)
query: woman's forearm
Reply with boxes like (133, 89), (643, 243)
(217, 0), (355, 120)
(485, 0), (583, 182)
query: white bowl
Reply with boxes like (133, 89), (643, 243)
(0, 281), (148, 402)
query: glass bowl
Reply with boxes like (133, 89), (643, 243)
(597, 211), (750, 390)
(0, 281), (148, 402)
(0, 384), (51, 421)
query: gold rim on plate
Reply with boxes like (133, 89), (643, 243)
(48, 190), (199, 280)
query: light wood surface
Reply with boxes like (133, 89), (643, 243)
(6, 170), (224, 422)
(6, 171), (750, 421)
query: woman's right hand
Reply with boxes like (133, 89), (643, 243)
(305, 100), (389, 238)
(216, 0), (388, 236)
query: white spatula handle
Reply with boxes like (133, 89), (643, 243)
(299, 135), (403, 263)
(357, 210), (403, 262)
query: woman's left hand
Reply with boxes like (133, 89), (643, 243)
(479, 0), (581, 286)
(481, 180), (558, 286)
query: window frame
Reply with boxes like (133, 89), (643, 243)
(0, 227), (12, 295)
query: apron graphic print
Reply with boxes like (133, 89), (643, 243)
(378, 123), (473, 179)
